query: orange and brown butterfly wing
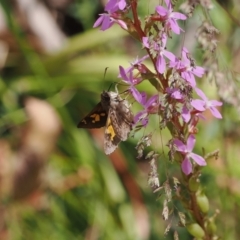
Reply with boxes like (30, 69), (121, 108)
(104, 100), (134, 154)
(77, 102), (108, 129)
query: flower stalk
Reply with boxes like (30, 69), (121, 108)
(93, 0), (222, 239)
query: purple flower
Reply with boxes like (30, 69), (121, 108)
(173, 134), (206, 175)
(170, 48), (205, 87)
(165, 87), (192, 122)
(180, 48), (205, 87)
(93, 13), (127, 31)
(156, 33), (176, 73)
(119, 66), (142, 102)
(156, 0), (187, 34)
(93, 14), (113, 31)
(121, 55), (149, 75)
(191, 88), (223, 119)
(134, 93), (159, 126)
(166, 87), (183, 100)
(143, 33), (175, 74)
(105, 0), (127, 13)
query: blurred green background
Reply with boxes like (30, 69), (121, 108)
(0, 0), (240, 239)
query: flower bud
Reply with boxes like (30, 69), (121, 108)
(207, 221), (217, 234)
(189, 176), (200, 192)
(196, 193), (209, 213)
(186, 223), (205, 238)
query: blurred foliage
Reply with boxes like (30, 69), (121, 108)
(0, 0), (240, 240)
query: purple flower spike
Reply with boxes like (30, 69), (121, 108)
(156, 0), (187, 34)
(134, 93), (159, 127)
(191, 88), (223, 119)
(173, 134), (206, 175)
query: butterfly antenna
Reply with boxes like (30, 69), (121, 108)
(103, 67), (128, 93)
(103, 67), (115, 92)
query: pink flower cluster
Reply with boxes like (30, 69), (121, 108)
(93, 0), (222, 175)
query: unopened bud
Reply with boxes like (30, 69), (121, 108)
(186, 223), (205, 238)
(196, 193), (209, 213)
(189, 176), (200, 192)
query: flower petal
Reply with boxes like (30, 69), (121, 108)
(131, 87), (142, 103)
(142, 37), (149, 48)
(191, 99), (206, 111)
(195, 88), (208, 101)
(209, 106), (222, 119)
(190, 153), (206, 166)
(156, 6), (168, 17)
(131, 55), (149, 66)
(101, 15), (114, 31)
(186, 134), (195, 152)
(164, 50), (176, 62)
(119, 66), (129, 82)
(134, 111), (145, 124)
(171, 12), (187, 20)
(192, 66), (205, 77)
(181, 71), (195, 87)
(141, 118), (149, 127)
(140, 92), (147, 105)
(156, 55), (166, 74)
(116, 19), (128, 30)
(105, 0), (118, 12)
(173, 139), (187, 152)
(182, 105), (191, 123)
(182, 158), (192, 175)
(145, 95), (159, 108)
(210, 100), (223, 107)
(169, 19), (180, 34)
(93, 15), (104, 28)
(119, 0), (126, 10)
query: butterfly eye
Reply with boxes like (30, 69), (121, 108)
(101, 92), (111, 102)
(103, 95), (110, 101)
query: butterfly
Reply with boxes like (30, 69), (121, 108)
(77, 91), (134, 154)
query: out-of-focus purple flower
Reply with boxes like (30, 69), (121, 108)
(134, 93), (159, 126)
(191, 88), (222, 119)
(173, 134), (206, 175)
(119, 66), (142, 102)
(105, 0), (127, 13)
(143, 34), (175, 74)
(155, 0), (187, 34)
(93, 13), (127, 31)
